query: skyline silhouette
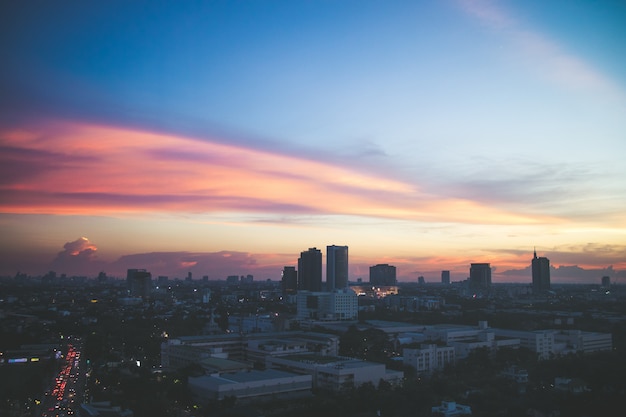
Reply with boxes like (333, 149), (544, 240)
(1, 1), (625, 282)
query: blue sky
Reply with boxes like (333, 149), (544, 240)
(1, 0), (625, 282)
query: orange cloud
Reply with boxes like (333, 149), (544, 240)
(1, 120), (556, 225)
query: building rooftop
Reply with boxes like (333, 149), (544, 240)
(190, 369), (306, 389)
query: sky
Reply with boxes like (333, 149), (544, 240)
(1, 0), (625, 283)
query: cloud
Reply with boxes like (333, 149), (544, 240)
(109, 251), (290, 280)
(50, 237), (105, 275)
(55, 237), (97, 259)
(457, 0), (624, 98)
(501, 264), (626, 284)
(0, 120), (544, 225)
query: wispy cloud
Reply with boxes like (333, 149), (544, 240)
(457, 0), (624, 98)
(0, 120), (546, 225)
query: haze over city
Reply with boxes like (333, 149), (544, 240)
(1, 0), (625, 283)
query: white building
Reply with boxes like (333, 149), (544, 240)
(403, 344), (455, 374)
(422, 322), (520, 359)
(296, 288), (358, 321)
(161, 332), (339, 370)
(553, 330), (612, 355)
(431, 401), (472, 416)
(492, 328), (556, 360)
(266, 354), (403, 391)
(188, 369), (312, 401)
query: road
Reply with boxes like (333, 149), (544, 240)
(40, 337), (85, 417)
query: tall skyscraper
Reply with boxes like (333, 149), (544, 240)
(441, 270), (450, 285)
(327, 245), (349, 289)
(469, 263), (491, 291)
(127, 268), (152, 298)
(281, 266), (298, 296)
(369, 264), (397, 286)
(531, 249), (551, 293)
(298, 248), (322, 292)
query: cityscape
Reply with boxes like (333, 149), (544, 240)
(1, 245), (625, 416)
(2, 1), (626, 417)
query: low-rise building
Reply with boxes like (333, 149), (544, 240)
(492, 328), (556, 360)
(296, 288), (358, 321)
(432, 400), (472, 416)
(501, 366), (529, 384)
(266, 354), (403, 391)
(422, 322), (520, 359)
(188, 369), (312, 402)
(161, 332), (339, 370)
(553, 330), (612, 354)
(403, 344), (455, 374)
(80, 401), (134, 417)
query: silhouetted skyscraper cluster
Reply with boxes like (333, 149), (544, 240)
(281, 245), (358, 295)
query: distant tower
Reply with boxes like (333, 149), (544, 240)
(469, 263), (491, 291)
(298, 248), (322, 292)
(531, 249), (551, 293)
(327, 245), (349, 289)
(281, 266), (298, 296)
(127, 269), (152, 298)
(369, 264), (397, 286)
(441, 270), (450, 285)
(601, 276), (611, 288)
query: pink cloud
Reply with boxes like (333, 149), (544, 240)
(0, 120), (548, 225)
(50, 237), (105, 276)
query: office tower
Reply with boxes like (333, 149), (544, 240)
(418, 276), (425, 285)
(127, 268), (152, 298)
(281, 266), (298, 295)
(601, 276), (611, 288)
(327, 245), (349, 290)
(369, 264), (397, 286)
(298, 248), (322, 291)
(469, 263), (491, 291)
(441, 270), (450, 285)
(531, 249), (551, 293)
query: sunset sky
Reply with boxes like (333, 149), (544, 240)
(1, 0), (625, 283)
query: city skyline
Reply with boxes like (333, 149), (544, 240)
(1, 1), (625, 283)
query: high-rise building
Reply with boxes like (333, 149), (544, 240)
(531, 249), (551, 293)
(469, 263), (491, 291)
(601, 276), (611, 288)
(441, 270), (450, 285)
(127, 268), (152, 298)
(369, 264), (397, 286)
(298, 248), (322, 292)
(282, 266), (298, 296)
(326, 245), (349, 290)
